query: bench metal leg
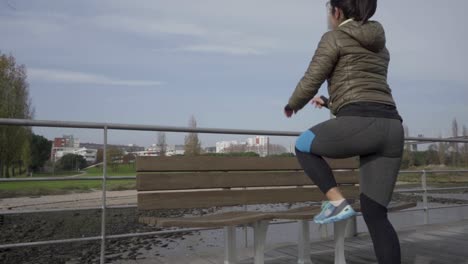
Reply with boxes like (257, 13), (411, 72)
(253, 220), (269, 264)
(297, 220), (313, 264)
(334, 220), (349, 264)
(345, 216), (357, 238)
(224, 226), (238, 264)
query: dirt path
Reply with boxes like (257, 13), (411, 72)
(0, 190), (137, 211)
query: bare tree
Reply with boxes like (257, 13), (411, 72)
(451, 119), (459, 166)
(463, 125), (468, 167)
(268, 144), (288, 155)
(438, 134), (446, 166)
(427, 144), (439, 165)
(403, 125), (414, 167)
(184, 116), (201, 156)
(107, 147), (123, 171)
(157, 132), (167, 156)
(225, 144), (247, 153)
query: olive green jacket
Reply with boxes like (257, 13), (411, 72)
(288, 20), (396, 115)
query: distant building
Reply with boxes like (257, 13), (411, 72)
(51, 135), (97, 164)
(51, 135), (80, 160)
(216, 136), (270, 157)
(247, 136), (270, 157)
(216, 141), (239, 153)
(167, 145), (185, 156)
(53, 147), (98, 164)
(80, 143), (144, 153)
(75, 148), (98, 163)
(247, 136), (269, 147)
(204, 146), (217, 153)
(133, 144), (185, 157)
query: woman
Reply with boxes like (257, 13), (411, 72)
(284, 0), (404, 263)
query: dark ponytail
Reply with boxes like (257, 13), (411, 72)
(329, 0), (377, 23)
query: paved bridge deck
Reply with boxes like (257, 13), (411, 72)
(251, 220), (468, 264)
(125, 219), (468, 264)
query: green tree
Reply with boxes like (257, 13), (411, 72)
(30, 134), (52, 172)
(57, 154), (87, 171)
(0, 53), (33, 178)
(19, 132), (32, 175)
(184, 115), (201, 156)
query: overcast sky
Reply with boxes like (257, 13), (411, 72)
(2, 0), (467, 148)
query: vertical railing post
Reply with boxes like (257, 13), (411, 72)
(244, 203), (248, 248)
(100, 126), (108, 264)
(421, 170), (429, 225)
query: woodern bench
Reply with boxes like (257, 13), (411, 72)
(136, 156), (415, 264)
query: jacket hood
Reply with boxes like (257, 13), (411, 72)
(338, 20), (386, 52)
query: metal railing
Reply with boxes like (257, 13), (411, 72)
(1, 118), (468, 262)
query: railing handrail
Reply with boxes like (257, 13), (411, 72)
(0, 118), (299, 136)
(2, 170), (468, 183)
(2, 118), (468, 143)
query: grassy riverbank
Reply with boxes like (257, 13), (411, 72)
(0, 164), (136, 198)
(1, 164), (466, 198)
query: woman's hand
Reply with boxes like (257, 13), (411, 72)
(284, 105), (294, 118)
(310, 96), (326, 109)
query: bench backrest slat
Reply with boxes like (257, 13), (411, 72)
(136, 156), (359, 172)
(137, 171), (359, 191)
(138, 186), (360, 210)
(136, 156), (360, 210)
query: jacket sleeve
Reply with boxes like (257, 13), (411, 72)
(288, 32), (339, 112)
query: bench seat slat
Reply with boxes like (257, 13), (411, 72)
(140, 202), (418, 228)
(137, 186), (360, 210)
(136, 156), (359, 172)
(137, 171), (359, 191)
(266, 206), (322, 220)
(139, 201), (417, 228)
(261, 201), (417, 221)
(141, 211), (274, 228)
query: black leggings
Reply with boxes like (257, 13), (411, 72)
(295, 116), (404, 264)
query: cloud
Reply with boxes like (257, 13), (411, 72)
(180, 45), (264, 55)
(91, 15), (277, 56)
(28, 68), (162, 87)
(92, 15), (206, 37)
(2, 2), (306, 57)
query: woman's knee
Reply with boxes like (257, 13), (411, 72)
(295, 129), (316, 153)
(360, 193), (388, 222)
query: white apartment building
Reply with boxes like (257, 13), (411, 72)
(216, 140), (239, 153)
(133, 145), (185, 157)
(54, 147), (98, 164)
(215, 136), (270, 156)
(247, 136), (269, 147)
(74, 148), (98, 163)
